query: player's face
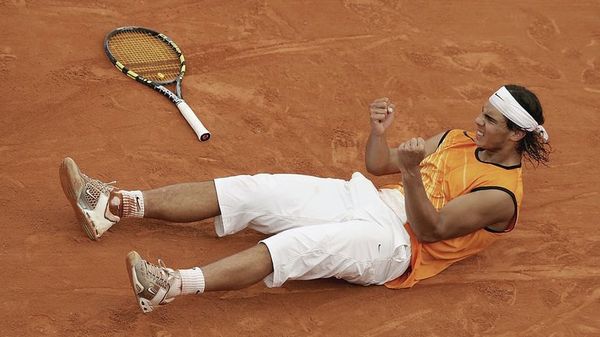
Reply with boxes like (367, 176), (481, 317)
(474, 102), (512, 149)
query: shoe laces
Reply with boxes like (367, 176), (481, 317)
(81, 173), (116, 209)
(144, 259), (174, 290)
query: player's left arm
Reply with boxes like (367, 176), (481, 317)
(410, 187), (515, 242)
(398, 138), (515, 243)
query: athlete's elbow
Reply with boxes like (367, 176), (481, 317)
(366, 163), (385, 176)
(415, 231), (443, 243)
(413, 222), (447, 243)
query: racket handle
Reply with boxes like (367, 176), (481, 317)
(176, 101), (211, 141)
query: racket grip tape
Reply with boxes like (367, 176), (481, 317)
(176, 101), (211, 141)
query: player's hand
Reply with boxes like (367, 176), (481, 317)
(369, 97), (396, 136)
(397, 137), (426, 172)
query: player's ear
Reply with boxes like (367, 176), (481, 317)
(509, 129), (526, 142)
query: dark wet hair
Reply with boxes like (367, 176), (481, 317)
(504, 84), (551, 166)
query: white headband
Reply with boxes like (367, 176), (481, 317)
(489, 86), (549, 142)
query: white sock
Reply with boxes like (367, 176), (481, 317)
(179, 267), (206, 295)
(121, 190), (144, 218)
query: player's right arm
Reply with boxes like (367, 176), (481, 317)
(365, 98), (445, 176)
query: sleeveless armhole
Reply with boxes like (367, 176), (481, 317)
(436, 130), (452, 149)
(463, 130), (475, 142)
(470, 186), (518, 233)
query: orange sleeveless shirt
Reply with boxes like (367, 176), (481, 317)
(385, 129), (523, 289)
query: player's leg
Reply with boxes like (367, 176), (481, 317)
(126, 218), (410, 313)
(60, 157), (357, 241)
(60, 158), (383, 242)
(59, 157), (221, 240)
(126, 244), (273, 313)
(117, 182), (220, 222)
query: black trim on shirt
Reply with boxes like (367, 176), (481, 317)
(470, 186), (518, 233)
(437, 130), (451, 149)
(475, 148), (522, 170)
(463, 130), (475, 141)
(462, 131), (522, 169)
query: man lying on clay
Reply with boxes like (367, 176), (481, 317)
(59, 84), (550, 313)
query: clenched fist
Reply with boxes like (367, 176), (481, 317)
(397, 137), (426, 171)
(369, 97), (396, 136)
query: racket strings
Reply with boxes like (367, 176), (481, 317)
(108, 31), (181, 82)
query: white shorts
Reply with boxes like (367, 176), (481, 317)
(213, 172), (410, 287)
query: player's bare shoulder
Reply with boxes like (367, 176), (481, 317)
(424, 131), (450, 157)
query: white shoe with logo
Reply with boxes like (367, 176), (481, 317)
(126, 251), (181, 313)
(59, 157), (119, 240)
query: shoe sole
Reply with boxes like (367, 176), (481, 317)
(126, 251), (155, 313)
(59, 157), (99, 241)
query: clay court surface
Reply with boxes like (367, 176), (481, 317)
(2, 1), (600, 336)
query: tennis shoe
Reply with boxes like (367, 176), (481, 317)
(59, 157), (120, 240)
(126, 251), (181, 313)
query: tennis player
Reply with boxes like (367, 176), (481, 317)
(59, 84), (549, 313)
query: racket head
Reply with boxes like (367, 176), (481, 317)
(103, 26), (185, 86)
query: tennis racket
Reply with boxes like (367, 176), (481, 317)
(104, 26), (210, 141)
